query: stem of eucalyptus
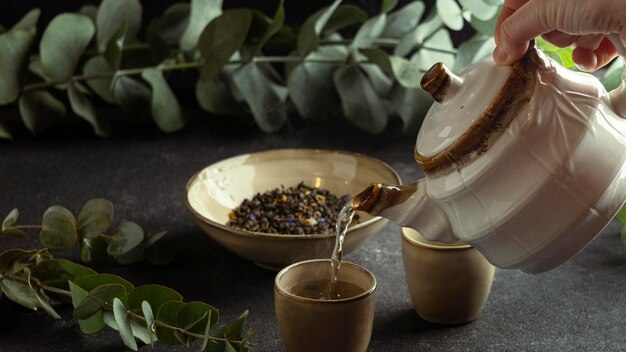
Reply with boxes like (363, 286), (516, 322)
(0, 273), (252, 347)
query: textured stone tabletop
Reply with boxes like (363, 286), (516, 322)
(1, 115), (626, 352)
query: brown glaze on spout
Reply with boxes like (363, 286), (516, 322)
(415, 46), (542, 177)
(351, 182), (418, 216)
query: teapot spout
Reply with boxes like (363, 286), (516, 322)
(351, 180), (457, 243)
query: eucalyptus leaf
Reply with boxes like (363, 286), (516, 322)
(68, 82), (112, 137)
(0, 278), (40, 311)
(28, 273), (61, 319)
(28, 56), (45, 79)
(19, 90), (66, 135)
(198, 9), (252, 80)
(196, 77), (245, 116)
(360, 48), (422, 88)
(141, 68), (186, 132)
(79, 5), (99, 22)
(113, 298), (138, 351)
(177, 301), (219, 335)
(232, 62), (287, 132)
(454, 34), (496, 71)
(334, 65), (387, 133)
(0, 28), (36, 105)
(80, 237), (109, 264)
(96, 0), (142, 52)
(149, 3), (190, 45)
(288, 44), (347, 120)
(40, 13), (94, 82)
(253, 0), (285, 56)
(297, 0), (342, 56)
(201, 310), (213, 351)
(34, 258), (96, 285)
(69, 281), (106, 334)
(107, 221), (145, 256)
(351, 14), (386, 50)
(459, 0), (499, 21)
(437, 0), (464, 30)
(0, 249), (35, 273)
(112, 75), (152, 121)
(83, 56), (116, 104)
(602, 58), (625, 91)
(224, 340), (237, 352)
(470, 10), (499, 35)
(180, 0), (223, 51)
(74, 283), (126, 319)
(390, 83), (432, 135)
(2, 208), (19, 229)
(74, 273), (134, 293)
(324, 5), (368, 34)
(414, 28), (455, 71)
(128, 284), (183, 314)
(11, 8), (41, 32)
(77, 199), (114, 239)
(382, 0), (399, 13)
(361, 64), (393, 97)
(104, 22), (126, 70)
(0, 120), (12, 140)
(155, 300), (185, 345)
(39, 205), (77, 251)
(129, 320), (153, 345)
(141, 301), (156, 345)
(382, 2), (425, 38)
(223, 310), (248, 339)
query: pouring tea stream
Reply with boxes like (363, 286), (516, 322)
(351, 37), (626, 274)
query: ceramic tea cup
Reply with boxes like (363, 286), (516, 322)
(401, 228), (495, 325)
(274, 259), (376, 352)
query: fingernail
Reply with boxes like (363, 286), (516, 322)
(493, 45), (509, 64)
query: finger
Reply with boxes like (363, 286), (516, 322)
(541, 31), (577, 48)
(494, 0), (530, 45)
(573, 34), (604, 51)
(572, 38), (618, 71)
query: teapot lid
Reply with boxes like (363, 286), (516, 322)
(414, 48), (541, 176)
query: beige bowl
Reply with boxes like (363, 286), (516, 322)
(185, 149), (402, 270)
(401, 227), (495, 325)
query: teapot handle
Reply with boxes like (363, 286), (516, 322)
(606, 34), (626, 118)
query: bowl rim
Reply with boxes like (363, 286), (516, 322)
(184, 148), (403, 239)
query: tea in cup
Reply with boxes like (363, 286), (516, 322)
(274, 259), (376, 352)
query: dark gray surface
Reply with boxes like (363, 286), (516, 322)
(1, 115), (626, 352)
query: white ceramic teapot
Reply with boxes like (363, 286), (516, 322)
(352, 39), (626, 274)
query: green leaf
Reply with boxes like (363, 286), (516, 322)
(107, 221), (145, 256)
(360, 48), (423, 88)
(602, 58), (625, 91)
(459, 0), (499, 21)
(69, 281), (106, 334)
(615, 202), (626, 224)
(334, 65), (387, 133)
(40, 14), (95, 82)
(297, 0), (342, 56)
(177, 301), (219, 336)
(391, 83), (432, 135)
(382, 0), (399, 13)
(80, 5), (99, 22)
(414, 28), (456, 71)
(198, 9), (252, 80)
(39, 205), (77, 251)
(454, 34), (496, 71)
(324, 5), (368, 33)
(113, 298), (138, 351)
(470, 9), (499, 35)
(437, 0), (464, 31)
(68, 82), (112, 137)
(146, 230), (168, 247)
(96, 0), (142, 52)
(0, 121), (12, 140)
(18, 90), (66, 135)
(223, 310), (248, 339)
(155, 300), (185, 345)
(180, 0), (223, 51)
(74, 283), (126, 319)
(201, 310), (213, 351)
(77, 199), (114, 239)
(224, 340), (237, 352)
(128, 284), (183, 315)
(2, 208), (19, 229)
(351, 14), (386, 49)
(195, 77), (245, 116)
(0, 278), (40, 311)
(0, 249), (35, 273)
(0, 29), (36, 105)
(253, 0), (285, 55)
(74, 273), (134, 293)
(141, 301), (156, 346)
(361, 64), (393, 97)
(104, 21), (126, 70)
(83, 56), (116, 103)
(382, 2), (425, 38)
(288, 44), (347, 120)
(141, 68), (186, 132)
(11, 8), (41, 32)
(33, 258), (97, 285)
(112, 75), (152, 121)
(232, 62), (287, 132)
(147, 3), (190, 61)
(80, 237), (109, 264)
(536, 37), (576, 69)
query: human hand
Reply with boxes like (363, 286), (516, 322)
(493, 0), (626, 71)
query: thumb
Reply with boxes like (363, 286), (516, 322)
(494, 0), (626, 65)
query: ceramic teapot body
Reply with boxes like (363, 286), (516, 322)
(353, 45), (626, 274)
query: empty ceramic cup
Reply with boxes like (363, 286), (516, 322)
(401, 228), (495, 324)
(274, 259), (376, 352)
